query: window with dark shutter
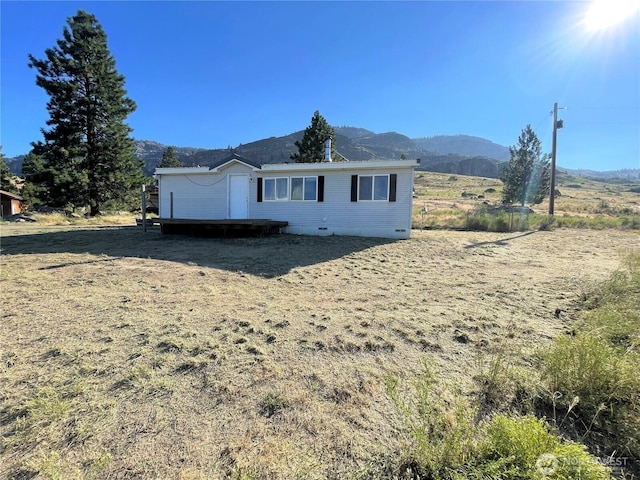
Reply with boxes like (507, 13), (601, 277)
(356, 174), (390, 201)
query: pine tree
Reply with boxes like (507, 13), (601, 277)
(159, 146), (182, 168)
(290, 111), (336, 163)
(500, 125), (550, 206)
(21, 151), (50, 209)
(0, 148), (19, 194)
(28, 10), (143, 215)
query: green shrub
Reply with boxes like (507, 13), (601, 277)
(476, 415), (611, 480)
(259, 393), (289, 418)
(465, 207), (515, 232)
(540, 334), (638, 418)
(585, 307), (640, 348)
(538, 251), (640, 464)
(380, 361), (611, 480)
(491, 213), (511, 232)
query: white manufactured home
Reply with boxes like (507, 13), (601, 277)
(154, 154), (418, 239)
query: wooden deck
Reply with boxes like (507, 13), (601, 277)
(154, 218), (288, 237)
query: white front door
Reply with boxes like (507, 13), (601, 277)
(228, 175), (249, 219)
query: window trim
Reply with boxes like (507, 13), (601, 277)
(263, 176), (289, 202)
(358, 174), (389, 201)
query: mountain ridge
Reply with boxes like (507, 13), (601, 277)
(5, 129), (638, 180)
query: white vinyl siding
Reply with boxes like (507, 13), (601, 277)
(156, 160), (416, 239)
(157, 162), (250, 219)
(253, 169), (412, 238)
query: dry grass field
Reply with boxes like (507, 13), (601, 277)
(1, 171), (639, 479)
(1, 220), (638, 479)
(412, 172), (640, 229)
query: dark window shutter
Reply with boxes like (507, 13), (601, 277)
(389, 174), (397, 202)
(351, 175), (358, 202)
(318, 176), (324, 202)
(257, 177), (263, 202)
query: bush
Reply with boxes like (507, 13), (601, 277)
(378, 361), (611, 480)
(385, 360), (480, 478)
(259, 393), (289, 418)
(540, 334), (638, 419)
(477, 415), (611, 480)
(538, 251), (640, 466)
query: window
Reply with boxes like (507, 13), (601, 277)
(291, 176), (317, 201)
(264, 177), (289, 201)
(358, 175), (389, 201)
(351, 174), (396, 202)
(257, 175), (324, 202)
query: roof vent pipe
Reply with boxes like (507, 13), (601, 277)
(323, 137), (332, 162)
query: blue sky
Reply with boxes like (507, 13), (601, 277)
(1, 1), (639, 171)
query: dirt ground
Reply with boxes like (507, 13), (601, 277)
(1, 225), (638, 479)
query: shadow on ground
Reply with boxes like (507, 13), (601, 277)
(0, 226), (396, 278)
(463, 231), (537, 249)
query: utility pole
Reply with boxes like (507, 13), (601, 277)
(548, 102), (564, 216)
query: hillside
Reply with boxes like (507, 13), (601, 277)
(154, 130), (506, 178)
(414, 134), (510, 161)
(4, 129), (509, 178)
(6, 129), (637, 180)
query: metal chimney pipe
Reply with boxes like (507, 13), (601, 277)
(324, 137), (332, 162)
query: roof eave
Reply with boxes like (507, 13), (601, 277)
(260, 159), (419, 172)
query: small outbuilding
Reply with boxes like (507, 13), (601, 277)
(154, 154), (418, 239)
(0, 190), (24, 217)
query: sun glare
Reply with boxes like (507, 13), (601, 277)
(584, 0), (640, 31)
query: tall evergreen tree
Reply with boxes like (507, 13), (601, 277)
(290, 111), (336, 163)
(159, 146), (182, 168)
(21, 151), (50, 209)
(0, 148), (19, 194)
(500, 125), (550, 206)
(28, 10), (143, 215)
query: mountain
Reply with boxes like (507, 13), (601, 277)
(334, 126), (376, 139)
(420, 154), (503, 178)
(13, 128), (629, 180)
(4, 155), (26, 176)
(559, 167), (640, 181)
(0, 131), (517, 179)
(413, 135), (510, 161)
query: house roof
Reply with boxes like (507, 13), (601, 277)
(208, 153), (262, 171)
(155, 157), (419, 176)
(260, 158), (419, 173)
(0, 190), (24, 201)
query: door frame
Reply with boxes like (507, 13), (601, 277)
(227, 174), (250, 219)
